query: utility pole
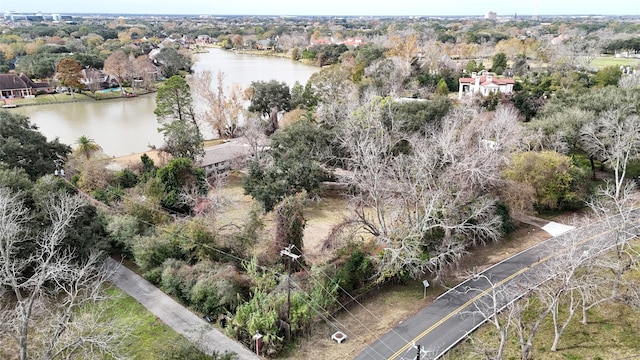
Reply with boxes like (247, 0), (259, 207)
(414, 342), (421, 360)
(280, 244), (300, 341)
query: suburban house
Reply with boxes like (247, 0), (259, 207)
(196, 34), (213, 46)
(308, 37), (365, 48)
(80, 68), (118, 90)
(458, 72), (515, 99)
(255, 39), (274, 50)
(197, 140), (254, 175)
(0, 73), (51, 98)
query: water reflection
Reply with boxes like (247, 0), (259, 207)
(11, 48), (318, 157)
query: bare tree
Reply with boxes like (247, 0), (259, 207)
(192, 70), (244, 138)
(585, 180), (640, 312)
(133, 54), (157, 90)
(461, 274), (519, 359)
(241, 112), (269, 162)
(308, 64), (358, 127)
(103, 50), (134, 93)
(619, 73), (640, 89)
(535, 234), (595, 352)
(511, 294), (552, 360)
(0, 188), (128, 360)
(340, 102), (521, 281)
(580, 109), (640, 199)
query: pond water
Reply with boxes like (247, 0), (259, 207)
(11, 48), (318, 157)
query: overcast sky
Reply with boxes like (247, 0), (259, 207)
(2, 0), (639, 16)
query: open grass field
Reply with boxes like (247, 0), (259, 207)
(216, 173), (351, 262)
(590, 56), (640, 70)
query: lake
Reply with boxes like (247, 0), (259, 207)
(12, 48), (318, 157)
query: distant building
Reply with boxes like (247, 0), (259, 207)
(458, 72), (514, 99)
(0, 73), (51, 98)
(308, 37), (365, 48)
(485, 11), (497, 20)
(3, 11), (71, 22)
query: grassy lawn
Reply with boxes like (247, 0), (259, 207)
(104, 286), (205, 359)
(590, 56), (640, 69)
(444, 301), (640, 360)
(6, 87), (157, 106)
(10, 92), (95, 105)
(204, 138), (227, 147)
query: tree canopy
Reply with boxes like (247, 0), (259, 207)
(504, 151), (587, 210)
(243, 119), (331, 212)
(247, 80), (292, 117)
(155, 47), (192, 78)
(56, 57), (83, 94)
(492, 52), (507, 75)
(155, 75), (203, 160)
(0, 110), (71, 180)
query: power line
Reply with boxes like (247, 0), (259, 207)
(289, 251), (401, 356)
(291, 244), (413, 346)
(288, 277), (388, 360)
(64, 176), (393, 356)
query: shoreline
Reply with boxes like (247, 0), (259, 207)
(196, 45), (317, 67)
(5, 88), (157, 108)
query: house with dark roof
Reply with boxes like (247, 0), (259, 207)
(80, 68), (118, 90)
(197, 140), (253, 174)
(0, 73), (51, 98)
(458, 71), (514, 99)
(197, 138), (271, 175)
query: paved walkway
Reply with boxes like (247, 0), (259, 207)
(515, 213), (575, 236)
(106, 258), (259, 359)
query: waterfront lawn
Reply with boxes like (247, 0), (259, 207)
(10, 92), (95, 105)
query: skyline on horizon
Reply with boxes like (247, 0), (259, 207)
(2, 0), (640, 17)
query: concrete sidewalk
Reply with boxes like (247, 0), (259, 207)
(107, 258), (259, 359)
(542, 221), (575, 236)
(515, 213), (575, 236)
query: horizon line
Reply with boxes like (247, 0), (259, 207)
(2, 11), (640, 17)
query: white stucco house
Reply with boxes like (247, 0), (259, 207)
(458, 72), (515, 99)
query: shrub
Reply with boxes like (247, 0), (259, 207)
(132, 231), (186, 272)
(161, 259), (196, 302)
(92, 186), (124, 204)
(190, 279), (222, 315)
(114, 168), (139, 188)
(106, 214), (142, 254)
(504, 151), (588, 211)
(335, 248), (374, 293)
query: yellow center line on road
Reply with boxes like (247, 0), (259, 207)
(387, 218), (638, 360)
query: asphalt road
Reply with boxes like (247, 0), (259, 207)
(106, 258), (259, 360)
(355, 212), (640, 360)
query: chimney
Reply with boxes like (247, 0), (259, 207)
(471, 72), (477, 78)
(486, 75), (493, 82)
